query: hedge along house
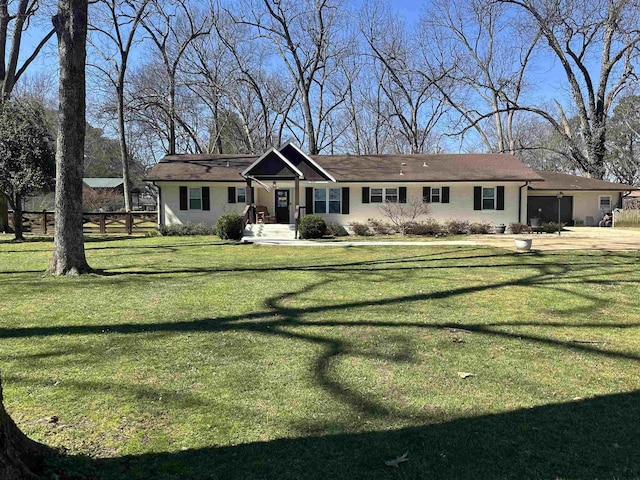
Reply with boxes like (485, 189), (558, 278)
(146, 143), (547, 237)
(528, 171), (639, 226)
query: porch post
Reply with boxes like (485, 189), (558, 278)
(246, 178), (254, 224)
(294, 176), (300, 239)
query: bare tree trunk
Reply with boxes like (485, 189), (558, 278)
(168, 77), (176, 154)
(10, 194), (22, 240)
(0, 194), (7, 233)
(117, 83), (132, 211)
(50, 0), (90, 276)
(0, 376), (54, 480)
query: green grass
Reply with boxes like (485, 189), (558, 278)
(1, 234), (640, 479)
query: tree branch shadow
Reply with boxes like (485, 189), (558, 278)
(46, 389), (640, 479)
(2, 246), (638, 478)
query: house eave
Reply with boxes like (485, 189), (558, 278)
(240, 147), (305, 179)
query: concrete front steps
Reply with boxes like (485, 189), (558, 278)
(242, 223), (297, 242)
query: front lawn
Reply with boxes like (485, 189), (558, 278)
(1, 235), (639, 479)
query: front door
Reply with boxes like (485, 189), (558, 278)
(275, 189), (290, 223)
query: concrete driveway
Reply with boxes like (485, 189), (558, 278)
(473, 227), (640, 252)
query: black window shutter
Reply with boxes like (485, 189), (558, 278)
(362, 187), (370, 204)
(474, 186), (482, 210)
(305, 187), (314, 214)
(342, 187), (350, 214)
(442, 186), (450, 204)
(202, 187), (210, 210)
(179, 186), (188, 210)
(227, 187), (236, 203)
(399, 187), (407, 203)
(497, 186), (505, 210)
(423, 186), (431, 203)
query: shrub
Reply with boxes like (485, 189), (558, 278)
(468, 222), (492, 234)
(350, 222), (370, 236)
(376, 196), (431, 235)
(299, 214), (327, 239)
(368, 218), (392, 235)
(158, 222), (217, 236)
(404, 219), (442, 236)
(400, 221), (418, 235)
(445, 219), (470, 235)
(508, 222), (531, 234)
(326, 222), (349, 237)
(540, 221), (564, 233)
(215, 213), (243, 240)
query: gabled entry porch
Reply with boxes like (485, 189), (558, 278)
(239, 143), (336, 238)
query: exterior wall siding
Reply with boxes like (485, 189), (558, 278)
(156, 180), (528, 227)
(312, 182), (525, 226)
(157, 182), (247, 226)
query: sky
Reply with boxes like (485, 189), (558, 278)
(18, 0), (567, 99)
(13, 0), (583, 151)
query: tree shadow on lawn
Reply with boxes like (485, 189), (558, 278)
(88, 248), (640, 280)
(47, 389), (640, 479)
(6, 249), (638, 478)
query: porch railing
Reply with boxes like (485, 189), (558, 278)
(294, 205), (308, 239)
(242, 204), (252, 232)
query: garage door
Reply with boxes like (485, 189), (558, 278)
(527, 196), (573, 225)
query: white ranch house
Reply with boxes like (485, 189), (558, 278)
(145, 143), (637, 238)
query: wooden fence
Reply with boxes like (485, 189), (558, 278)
(7, 211), (158, 235)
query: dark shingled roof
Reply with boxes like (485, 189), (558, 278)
(529, 171), (639, 191)
(309, 153), (543, 182)
(146, 152), (544, 183)
(145, 154), (257, 182)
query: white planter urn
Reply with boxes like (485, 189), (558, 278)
(514, 238), (532, 252)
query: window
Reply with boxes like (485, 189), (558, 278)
(189, 187), (202, 210)
(237, 187), (246, 203)
(314, 188), (341, 214)
(424, 186), (450, 204)
(385, 188), (398, 203)
(370, 187), (400, 203)
(329, 188), (341, 213)
(482, 187), (495, 210)
(314, 188), (327, 213)
(370, 188), (383, 203)
(599, 195), (611, 212)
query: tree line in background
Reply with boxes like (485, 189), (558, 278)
(83, 0), (640, 184)
(2, 0), (640, 219)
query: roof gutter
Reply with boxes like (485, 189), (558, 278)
(519, 181), (529, 224)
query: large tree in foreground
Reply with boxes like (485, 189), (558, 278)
(50, 0), (90, 275)
(0, 99), (55, 240)
(0, 378), (54, 479)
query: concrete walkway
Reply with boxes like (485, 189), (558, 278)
(247, 227), (640, 252)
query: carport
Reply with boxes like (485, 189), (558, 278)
(527, 195), (574, 225)
(527, 171), (638, 226)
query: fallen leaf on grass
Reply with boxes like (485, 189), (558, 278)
(385, 452), (409, 468)
(457, 372), (474, 379)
